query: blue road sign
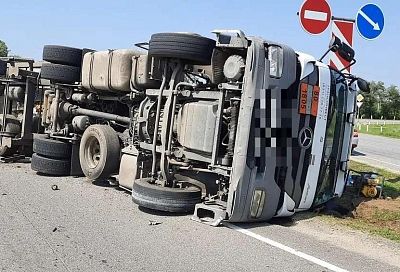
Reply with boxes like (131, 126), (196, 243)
(356, 3), (384, 40)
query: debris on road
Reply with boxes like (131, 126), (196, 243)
(148, 220), (162, 226)
(51, 185), (59, 191)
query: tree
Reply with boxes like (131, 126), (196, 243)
(0, 40), (8, 57)
(359, 81), (400, 120)
(385, 86), (400, 119)
(360, 81), (383, 119)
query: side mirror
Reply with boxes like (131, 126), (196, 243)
(338, 42), (355, 63)
(329, 36), (342, 53)
(357, 78), (370, 93)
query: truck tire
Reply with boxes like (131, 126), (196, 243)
(149, 33), (216, 65)
(43, 45), (83, 67)
(0, 115), (21, 135)
(41, 63), (80, 84)
(79, 125), (120, 180)
(0, 115), (21, 156)
(0, 60), (6, 76)
(33, 134), (71, 159)
(31, 153), (71, 176)
(132, 178), (202, 213)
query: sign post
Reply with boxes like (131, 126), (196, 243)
(356, 94), (364, 122)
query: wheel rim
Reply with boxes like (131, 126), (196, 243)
(84, 136), (101, 169)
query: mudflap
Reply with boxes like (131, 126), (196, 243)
(191, 202), (227, 227)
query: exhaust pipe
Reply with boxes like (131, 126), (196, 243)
(60, 102), (130, 124)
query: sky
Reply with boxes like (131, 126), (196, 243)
(2, 0), (399, 87)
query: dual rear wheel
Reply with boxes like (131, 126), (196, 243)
(31, 125), (120, 179)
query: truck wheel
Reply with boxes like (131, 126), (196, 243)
(79, 125), (120, 180)
(149, 33), (216, 65)
(31, 153), (71, 176)
(132, 178), (202, 213)
(41, 63), (80, 84)
(43, 45), (83, 67)
(0, 115), (21, 136)
(0, 115), (21, 156)
(33, 134), (72, 159)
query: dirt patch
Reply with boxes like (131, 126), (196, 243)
(353, 199), (400, 233)
(356, 199), (400, 214)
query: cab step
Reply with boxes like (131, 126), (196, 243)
(191, 202), (227, 226)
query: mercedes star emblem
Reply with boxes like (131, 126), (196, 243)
(298, 127), (313, 149)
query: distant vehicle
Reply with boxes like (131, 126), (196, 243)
(352, 129), (359, 152)
(0, 58), (45, 159)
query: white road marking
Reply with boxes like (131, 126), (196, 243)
(352, 156), (400, 168)
(224, 222), (349, 272)
(304, 10), (328, 21)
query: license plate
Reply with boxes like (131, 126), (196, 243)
(299, 83), (320, 117)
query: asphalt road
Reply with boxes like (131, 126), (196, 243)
(1, 163), (400, 272)
(352, 133), (400, 173)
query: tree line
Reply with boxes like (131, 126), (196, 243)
(0, 40), (8, 57)
(359, 81), (400, 120)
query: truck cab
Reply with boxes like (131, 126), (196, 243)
(224, 34), (357, 221)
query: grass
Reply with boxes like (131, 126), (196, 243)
(349, 160), (400, 198)
(321, 216), (400, 242)
(320, 160), (400, 242)
(356, 123), (400, 139)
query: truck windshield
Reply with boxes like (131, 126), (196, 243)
(314, 70), (347, 205)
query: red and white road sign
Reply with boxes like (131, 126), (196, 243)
(329, 20), (355, 73)
(299, 0), (332, 35)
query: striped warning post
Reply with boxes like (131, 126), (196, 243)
(329, 20), (354, 73)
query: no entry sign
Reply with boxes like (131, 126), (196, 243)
(299, 0), (332, 35)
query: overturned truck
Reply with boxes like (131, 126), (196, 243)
(33, 30), (367, 224)
(0, 58), (44, 160)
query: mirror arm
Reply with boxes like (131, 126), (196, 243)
(340, 59), (357, 73)
(319, 46), (337, 62)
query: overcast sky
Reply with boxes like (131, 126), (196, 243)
(2, 0), (398, 86)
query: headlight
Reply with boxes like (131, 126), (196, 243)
(268, 46), (283, 78)
(250, 189), (266, 218)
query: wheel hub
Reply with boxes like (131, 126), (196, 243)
(85, 136), (101, 168)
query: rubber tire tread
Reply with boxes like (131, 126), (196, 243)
(33, 134), (72, 159)
(31, 153), (70, 176)
(0, 115), (21, 156)
(40, 63), (80, 83)
(0, 115), (21, 135)
(131, 178), (201, 213)
(79, 125), (120, 180)
(43, 45), (83, 67)
(149, 33), (215, 65)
